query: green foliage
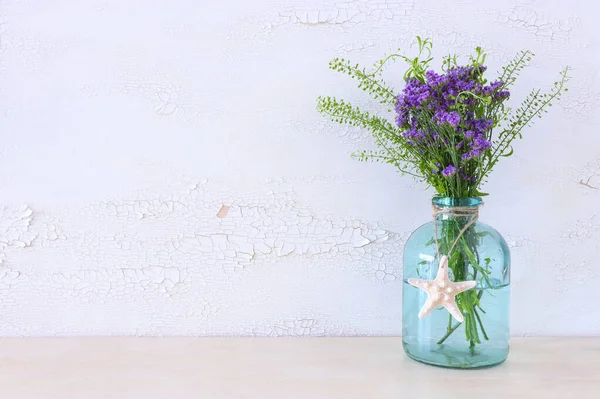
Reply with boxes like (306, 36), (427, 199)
(317, 39), (570, 350)
(316, 37), (569, 198)
(498, 50), (534, 89)
(328, 58), (397, 106)
(481, 66), (570, 181)
(316, 96), (423, 178)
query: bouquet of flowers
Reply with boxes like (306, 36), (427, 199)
(317, 37), (568, 356)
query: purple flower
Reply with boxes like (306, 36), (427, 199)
(456, 80), (475, 92)
(435, 110), (461, 127)
(395, 108), (408, 126)
(392, 61), (504, 173)
(473, 136), (492, 149)
(402, 126), (425, 140)
(447, 112), (461, 126)
(447, 66), (471, 80)
(494, 90), (510, 100)
(486, 80), (504, 92)
(461, 148), (482, 160)
(442, 165), (457, 177)
(426, 70), (447, 87)
(460, 171), (478, 183)
(466, 118), (494, 132)
(401, 78), (431, 107)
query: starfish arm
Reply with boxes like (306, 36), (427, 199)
(407, 278), (430, 290)
(418, 297), (438, 320)
(444, 297), (465, 323)
(452, 280), (477, 294)
(435, 256), (449, 280)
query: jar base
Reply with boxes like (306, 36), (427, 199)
(403, 340), (508, 369)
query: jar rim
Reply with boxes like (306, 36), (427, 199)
(432, 197), (482, 208)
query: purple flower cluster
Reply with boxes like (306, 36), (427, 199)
(462, 133), (492, 160)
(394, 64), (510, 182)
(435, 110), (460, 126)
(442, 165), (457, 177)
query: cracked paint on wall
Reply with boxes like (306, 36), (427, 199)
(0, 178), (406, 335)
(497, 5), (578, 43)
(0, 0), (599, 336)
(275, 0), (415, 27)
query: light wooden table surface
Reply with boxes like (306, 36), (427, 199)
(0, 337), (598, 398)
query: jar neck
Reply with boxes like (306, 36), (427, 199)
(432, 197), (481, 223)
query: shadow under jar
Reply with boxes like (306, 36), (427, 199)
(402, 197), (510, 369)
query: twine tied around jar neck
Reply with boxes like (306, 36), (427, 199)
(431, 203), (482, 261)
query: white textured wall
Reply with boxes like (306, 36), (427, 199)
(1, 0), (599, 337)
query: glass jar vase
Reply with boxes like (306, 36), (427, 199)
(402, 197), (510, 368)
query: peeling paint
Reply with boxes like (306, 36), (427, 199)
(560, 74), (600, 120)
(1, 0), (599, 337)
(274, 0), (414, 28)
(216, 205), (230, 218)
(119, 67), (203, 123)
(497, 5), (578, 43)
(0, 205), (35, 264)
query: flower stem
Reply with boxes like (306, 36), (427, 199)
(437, 321), (462, 344)
(474, 308), (489, 340)
(436, 213), (492, 348)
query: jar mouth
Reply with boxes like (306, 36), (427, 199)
(432, 197), (482, 208)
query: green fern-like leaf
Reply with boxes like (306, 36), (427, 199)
(328, 58), (397, 106)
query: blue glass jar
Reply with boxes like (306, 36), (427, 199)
(402, 197), (510, 368)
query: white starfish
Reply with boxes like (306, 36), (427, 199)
(407, 255), (477, 323)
